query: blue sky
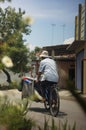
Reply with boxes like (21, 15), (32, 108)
(0, 0), (85, 50)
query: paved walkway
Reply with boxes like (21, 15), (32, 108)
(59, 89), (86, 101)
(59, 89), (75, 100)
(0, 89), (86, 101)
(0, 88), (86, 114)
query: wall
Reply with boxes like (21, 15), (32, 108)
(83, 59), (86, 94)
(56, 60), (75, 88)
(83, 44), (86, 94)
(76, 50), (84, 91)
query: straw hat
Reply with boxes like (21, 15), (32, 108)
(40, 50), (49, 58)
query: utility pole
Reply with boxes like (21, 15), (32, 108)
(62, 24), (65, 43)
(51, 24), (56, 45)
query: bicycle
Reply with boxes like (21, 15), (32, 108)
(44, 84), (60, 116)
(21, 76), (60, 117)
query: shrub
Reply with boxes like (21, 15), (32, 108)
(0, 96), (35, 130)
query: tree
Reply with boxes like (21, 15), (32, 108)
(29, 46), (42, 60)
(0, 0), (11, 2)
(0, 6), (31, 83)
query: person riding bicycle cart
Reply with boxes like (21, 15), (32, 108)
(36, 50), (59, 101)
(21, 50), (60, 116)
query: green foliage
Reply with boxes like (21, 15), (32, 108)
(38, 118), (77, 130)
(51, 118), (57, 130)
(9, 45), (29, 73)
(0, 96), (35, 130)
(0, 6), (31, 73)
(35, 46), (41, 53)
(61, 120), (76, 130)
(0, 0), (11, 2)
(43, 119), (49, 130)
(0, 7), (31, 43)
(29, 46), (42, 60)
(8, 81), (20, 89)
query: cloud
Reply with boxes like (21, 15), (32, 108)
(64, 37), (74, 44)
(29, 8), (69, 21)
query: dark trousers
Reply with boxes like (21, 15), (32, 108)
(40, 80), (57, 98)
(34, 80), (57, 98)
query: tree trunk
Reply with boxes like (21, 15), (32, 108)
(2, 69), (12, 83)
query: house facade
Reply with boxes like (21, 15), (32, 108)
(68, 40), (86, 94)
(75, 0), (86, 40)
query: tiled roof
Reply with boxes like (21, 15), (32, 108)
(67, 40), (86, 51)
(43, 44), (75, 55)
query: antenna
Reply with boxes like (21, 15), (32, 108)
(62, 24), (66, 43)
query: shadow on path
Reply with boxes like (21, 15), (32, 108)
(28, 107), (67, 118)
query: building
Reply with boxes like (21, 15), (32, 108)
(75, 0), (86, 40)
(68, 40), (86, 94)
(33, 0), (86, 92)
(43, 44), (75, 88)
(72, 0), (86, 94)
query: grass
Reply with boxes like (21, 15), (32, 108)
(38, 118), (77, 130)
(0, 96), (35, 130)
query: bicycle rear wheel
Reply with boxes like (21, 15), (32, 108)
(44, 88), (50, 110)
(49, 87), (60, 116)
